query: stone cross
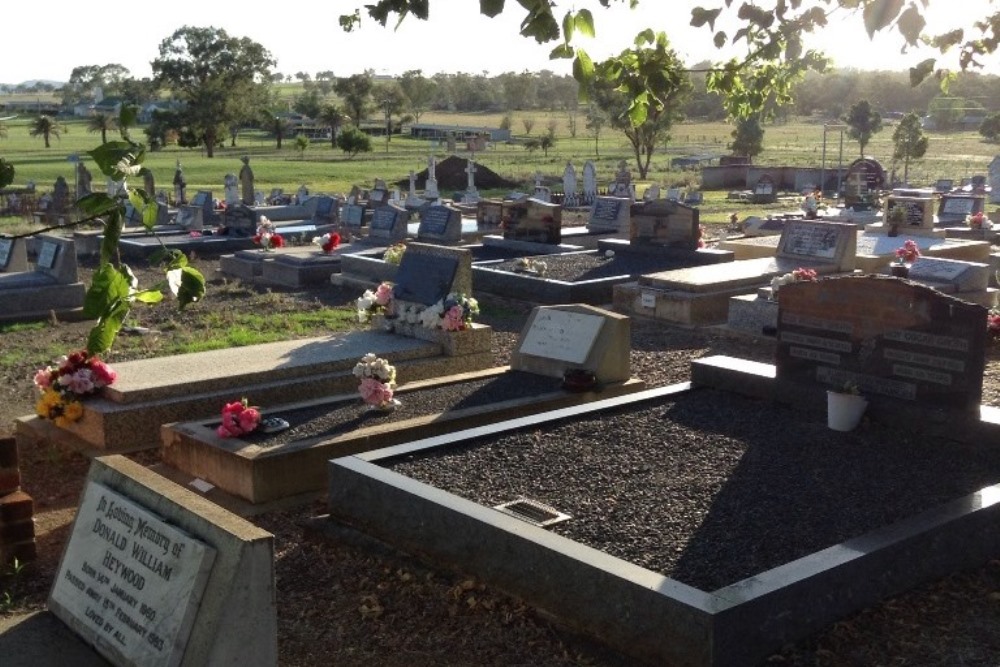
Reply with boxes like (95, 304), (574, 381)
(466, 161), (477, 189)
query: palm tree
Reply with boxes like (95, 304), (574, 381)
(87, 112), (117, 144)
(29, 115), (64, 148)
(318, 104), (346, 149)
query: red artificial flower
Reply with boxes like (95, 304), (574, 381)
(322, 233), (341, 253)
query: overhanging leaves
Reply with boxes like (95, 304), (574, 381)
(862, 0), (904, 38)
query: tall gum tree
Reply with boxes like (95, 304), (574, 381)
(152, 26), (275, 158)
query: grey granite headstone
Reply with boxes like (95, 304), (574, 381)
(0, 237), (29, 272)
(775, 220), (857, 272)
(629, 199), (699, 249)
(417, 204), (462, 244)
(368, 204), (409, 243)
(391, 243), (472, 305)
(588, 196), (630, 235)
(34, 235), (79, 283)
(907, 257), (989, 292)
(342, 204), (365, 230)
(776, 275), (986, 410)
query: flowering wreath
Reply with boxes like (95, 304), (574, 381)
(314, 232), (341, 254)
(253, 216), (284, 250)
(216, 398), (261, 438)
(357, 282), (395, 323)
(352, 353), (397, 407)
(419, 292), (480, 332)
(383, 243), (406, 266)
(894, 239), (921, 264)
(34, 351), (117, 427)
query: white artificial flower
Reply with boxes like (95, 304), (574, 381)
(114, 158), (141, 176)
(166, 268), (183, 296)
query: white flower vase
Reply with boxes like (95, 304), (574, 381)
(826, 390), (868, 432)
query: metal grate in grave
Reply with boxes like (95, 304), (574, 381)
(493, 497), (571, 528)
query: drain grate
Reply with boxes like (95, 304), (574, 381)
(493, 497), (571, 528)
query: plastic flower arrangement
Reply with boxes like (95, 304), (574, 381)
(356, 282), (395, 323)
(419, 293), (480, 332)
(894, 239), (921, 265)
(770, 267), (818, 298)
(314, 232), (341, 254)
(33, 351), (117, 427)
(253, 216), (285, 251)
(353, 353), (397, 408)
(968, 211), (990, 230)
(216, 398), (261, 438)
(989, 309), (1000, 342)
(383, 243), (406, 266)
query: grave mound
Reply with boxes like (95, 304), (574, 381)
(398, 155), (519, 191)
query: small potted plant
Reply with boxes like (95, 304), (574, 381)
(885, 205), (905, 237)
(826, 381), (868, 432)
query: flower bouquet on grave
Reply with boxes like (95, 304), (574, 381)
(313, 232), (341, 254)
(383, 242), (406, 266)
(216, 398), (262, 438)
(988, 309), (1000, 343)
(891, 239), (920, 277)
(356, 282), (395, 324)
(968, 211), (990, 230)
(252, 216), (284, 251)
(353, 353), (398, 411)
(33, 350), (117, 427)
(769, 267), (817, 300)
(419, 292), (480, 332)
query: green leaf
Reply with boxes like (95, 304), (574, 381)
(83, 265), (130, 318)
(480, 0), (505, 17)
(550, 43), (574, 59)
(572, 49), (595, 83)
(634, 28), (655, 46)
(75, 193), (117, 218)
(863, 0), (904, 38)
(714, 31), (727, 49)
(574, 9), (595, 38)
(88, 141), (136, 178)
(562, 10), (574, 42)
(909, 58), (936, 86)
(132, 289), (164, 305)
(897, 5), (925, 45)
(86, 297), (130, 355)
(175, 266), (206, 309)
(690, 7), (722, 30)
(99, 210), (123, 266)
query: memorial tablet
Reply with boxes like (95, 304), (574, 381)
(419, 206), (451, 236)
(940, 196), (975, 216)
(371, 207), (399, 231)
(519, 310), (604, 364)
(36, 240), (59, 269)
(392, 252), (459, 305)
(0, 237), (12, 269)
(342, 204), (364, 228)
(49, 481), (216, 667)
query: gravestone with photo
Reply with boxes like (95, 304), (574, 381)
(48, 455), (276, 667)
(627, 199), (700, 250)
(477, 200), (504, 227)
(883, 193), (938, 235)
(417, 203), (462, 244)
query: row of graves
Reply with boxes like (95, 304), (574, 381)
(20, 208), (1000, 665)
(0, 234), (86, 324)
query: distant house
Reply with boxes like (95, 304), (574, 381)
(92, 97), (124, 116)
(407, 124), (511, 142)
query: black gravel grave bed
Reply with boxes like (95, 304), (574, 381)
(384, 388), (1000, 592)
(241, 371), (563, 447)
(485, 252), (691, 282)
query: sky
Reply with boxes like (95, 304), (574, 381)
(2, 0), (995, 84)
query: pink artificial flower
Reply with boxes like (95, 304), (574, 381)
(374, 282), (394, 307)
(33, 368), (52, 389)
(239, 407), (261, 433)
(442, 305), (465, 331)
(62, 369), (96, 395)
(359, 377), (394, 406)
(89, 359), (117, 386)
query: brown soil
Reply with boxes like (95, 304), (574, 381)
(2, 252), (1000, 666)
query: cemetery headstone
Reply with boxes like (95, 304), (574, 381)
(173, 163), (186, 205)
(417, 203), (462, 244)
(425, 155), (440, 200)
(462, 160), (480, 204)
(224, 174), (240, 205)
(52, 176), (70, 213)
(391, 242), (471, 305)
(239, 156), (254, 205)
(0, 237), (28, 272)
(342, 204), (365, 233)
(405, 170), (423, 208)
(906, 257), (989, 294)
(935, 179), (954, 193)
(296, 185), (309, 204)
(582, 161), (597, 206)
(503, 198), (562, 244)
(587, 196), (631, 235)
(477, 200), (504, 227)
(775, 276), (986, 411)
(937, 194), (984, 225)
(190, 191), (214, 226)
(48, 456), (276, 667)
(309, 195), (339, 224)
(141, 169), (155, 199)
(77, 163), (93, 200)
(368, 204), (409, 243)
(610, 160), (634, 200)
(630, 199), (700, 249)
(562, 162), (578, 207)
(510, 304), (631, 384)
(885, 194), (935, 232)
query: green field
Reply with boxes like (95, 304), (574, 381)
(2, 110), (997, 234)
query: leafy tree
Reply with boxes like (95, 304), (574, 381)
(336, 126), (372, 158)
(294, 134), (310, 159)
(295, 72), (311, 82)
(546, 119), (558, 137)
(927, 95), (967, 131)
(268, 115), (291, 149)
(499, 71), (538, 110)
(30, 115), (64, 148)
(117, 77), (159, 105)
(88, 112), (118, 145)
(61, 64), (131, 106)
(335, 71), (375, 126)
(585, 104), (607, 157)
(522, 118), (535, 135)
(374, 81), (409, 147)
(980, 112), (1000, 142)
(0, 158), (14, 189)
(729, 115), (765, 160)
(398, 70), (436, 124)
(499, 113), (513, 131)
(152, 27), (275, 158)
(842, 99), (883, 157)
(318, 104), (347, 148)
(892, 112), (929, 185)
(590, 31), (691, 179)
(539, 133), (555, 157)
(523, 138), (541, 153)
(293, 89), (324, 120)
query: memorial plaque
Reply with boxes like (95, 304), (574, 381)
(36, 240), (59, 269)
(342, 204), (364, 228)
(0, 237), (12, 269)
(629, 200), (699, 248)
(908, 259), (969, 283)
(191, 191), (211, 208)
(370, 206), (402, 232)
(519, 309), (605, 364)
(313, 196), (337, 221)
(775, 276), (986, 410)
(419, 206), (452, 236)
(591, 197), (623, 225)
(392, 251), (459, 305)
(503, 200), (562, 244)
(886, 198), (932, 227)
(49, 482), (216, 667)
(940, 196), (976, 217)
(477, 201), (503, 226)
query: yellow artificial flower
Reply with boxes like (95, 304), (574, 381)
(62, 400), (84, 422)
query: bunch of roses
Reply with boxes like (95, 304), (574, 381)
(33, 351), (117, 426)
(356, 282), (395, 323)
(419, 293), (480, 332)
(216, 398), (261, 438)
(314, 232), (341, 254)
(895, 239), (921, 264)
(253, 216), (285, 250)
(352, 353), (397, 407)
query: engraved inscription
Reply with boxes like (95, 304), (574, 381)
(779, 331), (853, 353)
(882, 348), (965, 372)
(883, 329), (969, 352)
(519, 310), (604, 364)
(893, 364), (953, 386)
(789, 347), (841, 365)
(780, 311), (853, 335)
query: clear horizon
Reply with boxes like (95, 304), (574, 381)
(2, 1), (995, 85)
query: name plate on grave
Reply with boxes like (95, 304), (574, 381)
(591, 198), (623, 226)
(36, 240), (59, 269)
(907, 259), (969, 284)
(49, 482), (216, 667)
(343, 204), (364, 228)
(940, 197), (976, 216)
(393, 252), (459, 305)
(370, 207), (400, 232)
(314, 197), (336, 220)
(775, 277), (986, 410)
(420, 206), (452, 236)
(519, 310), (604, 364)
(778, 224), (840, 261)
(0, 237), (11, 268)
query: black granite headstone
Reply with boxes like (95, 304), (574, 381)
(392, 251), (459, 306)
